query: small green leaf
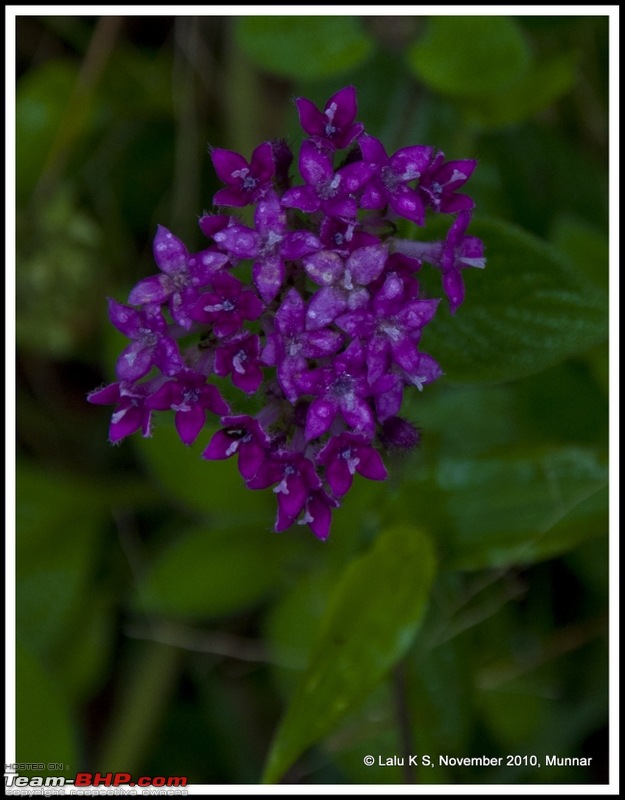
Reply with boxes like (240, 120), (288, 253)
(407, 17), (531, 97)
(262, 524), (436, 783)
(420, 216), (608, 382)
(235, 17), (374, 81)
(135, 524), (288, 620)
(17, 643), (78, 773)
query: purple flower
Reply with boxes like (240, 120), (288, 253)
(318, 217), (379, 256)
(359, 134), (433, 226)
(317, 432), (387, 497)
(213, 190), (320, 302)
(295, 86), (364, 150)
(92, 84), (485, 541)
(88, 379), (162, 442)
(299, 340), (374, 441)
(262, 288), (343, 404)
(214, 332), (264, 394)
(282, 140), (375, 219)
(335, 272), (440, 385)
(247, 452), (322, 532)
(198, 213), (233, 242)
(370, 371), (405, 421)
(418, 151), (477, 214)
(146, 370), (229, 445)
(128, 225), (229, 329)
(439, 211), (486, 314)
(203, 415), (271, 481)
(211, 142), (275, 207)
(304, 243), (388, 330)
(190, 272), (264, 338)
(108, 299), (183, 381)
(298, 488), (338, 541)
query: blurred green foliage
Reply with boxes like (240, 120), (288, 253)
(15, 14), (610, 786)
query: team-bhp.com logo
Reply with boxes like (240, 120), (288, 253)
(5, 769), (188, 792)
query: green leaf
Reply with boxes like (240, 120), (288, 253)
(407, 17), (531, 98)
(234, 17), (374, 81)
(16, 643), (78, 773)
(432, 447), (608, 570)
(419, 216), (608, 382)
(463, 52), (578, 129)
(261, 524), (436, 783)
(135, 524), (290, 620)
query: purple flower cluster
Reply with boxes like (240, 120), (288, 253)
(89, 86), (485, 540)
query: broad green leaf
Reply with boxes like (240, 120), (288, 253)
(135, 524), (292, 620)
(407, 17), (531, 97)
(463, 52), (577, 129)
(234, 17), (374, 81)
(16, 643), (78, 774)
(320, 682), (405, 784)
(134, 421), (275, 521)
(432, 448), (608, 570)
(261, 524), (436, 783)
(419, 216), (608, 382)
(264, 569), (337, 681)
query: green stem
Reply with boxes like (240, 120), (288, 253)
(97, 639), (181, 773)
(393, 659), (417, 784)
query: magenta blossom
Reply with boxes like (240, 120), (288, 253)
(203, 415), (271, 481)
(189, 272), (263, 338)
(214, 332), (264, 394)
(91, 85), (485, 540)
(108, 300), (183, 382)
(295, 85), (364, 151)
(88, 378), (164, 443)
(317, 432), (387, 497)
(128, 225), (229, 329)
(359, 134), (433, 226)
(419, 151), (477, 214)
(211, 142), (275, 207)
(145, 370), (229, 445)
(213, 190), (320, 302)
(282, 140), (375, 219)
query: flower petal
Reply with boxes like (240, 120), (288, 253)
(128, 275), (170, 306)
(305, 398), (337, 441)
(306, 286), (347, 330)
(175, 405), (206, 445)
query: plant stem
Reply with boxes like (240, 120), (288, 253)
(393, 659), (416, 784)
(96, 639), (181, 773)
